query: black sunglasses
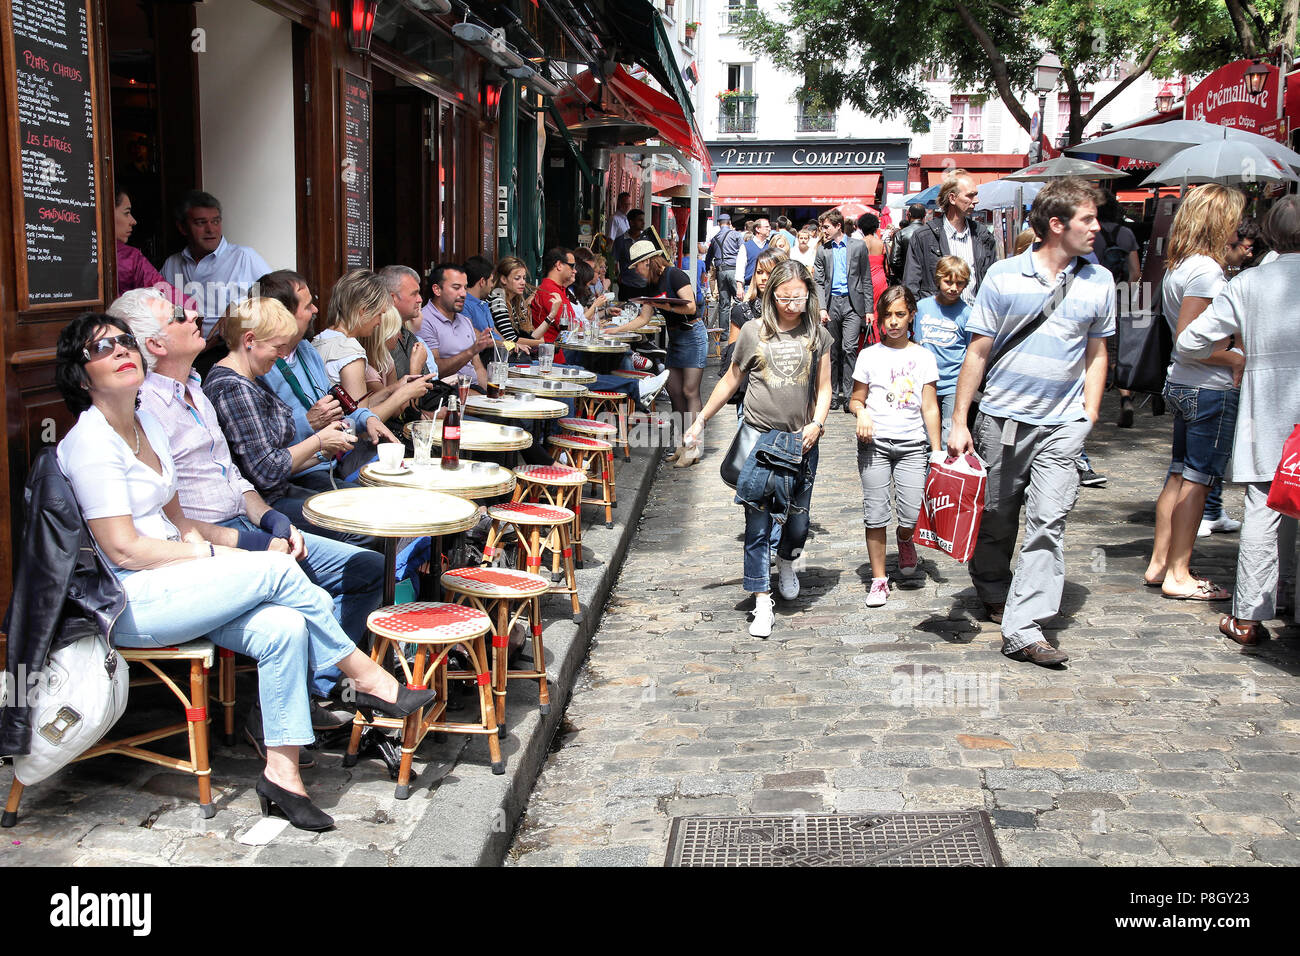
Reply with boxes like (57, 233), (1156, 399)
(83, 333), (138, 362)
(170, 306), (201, 325)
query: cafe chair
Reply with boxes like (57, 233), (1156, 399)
(342, 602), (501, 796)
(3, 640), (231, 827)
(547, 433), (616, 528)
(481, 501), (582, 622)
(440, 566), (551, 738)
(577, 392), (633, 461)
(510, 463), (589, 571)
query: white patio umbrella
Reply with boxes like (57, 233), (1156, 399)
(1002, 157), (1127, 181)
(1140, 139), (1300, 186)
(1066, 118), (1300, 171)
(975, 178), (1044, 210)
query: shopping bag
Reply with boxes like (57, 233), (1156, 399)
(1266, 424), (1300, 518)
(1112, 294), (1172, 395)
(915, 452), (987, 563)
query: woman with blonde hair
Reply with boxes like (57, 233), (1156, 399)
(684, 258), (833, 638)
(354, 305), (436, 427)
(1143, 183), (1247, 601)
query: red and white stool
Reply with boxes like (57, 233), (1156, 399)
(482, 501), (581, 622)
(547, 432), (616, 528)
(578, 391), (633, 460)
(441, 566), (552, 737)
(343, 602), (500, 797)
(511, 462), (588, 570)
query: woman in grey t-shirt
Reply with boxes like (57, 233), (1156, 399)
(686, 259), (833, 638)
(1143, 184), (1246, 601)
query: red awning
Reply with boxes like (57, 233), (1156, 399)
(556, 65), (711, 180)
(712, 171), (880, 206)
(923, 169), (1008, 188)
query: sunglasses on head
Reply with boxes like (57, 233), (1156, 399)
(83, 333), (138, 362)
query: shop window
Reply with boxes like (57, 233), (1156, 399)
(949, 96), (982, 152)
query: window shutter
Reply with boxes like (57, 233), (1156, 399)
(984, 101), (1002, 152)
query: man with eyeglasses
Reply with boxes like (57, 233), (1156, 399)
(161, 189), (271, 338)
(529, 248), (579, 363)
(1225, 220), (1258, 275)
(109, 287), (385, 742)
(735, 216), (772, 300)
(815, 208), (874, 411)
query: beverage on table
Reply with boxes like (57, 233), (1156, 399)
(457, 373), (471, 406)
(411, 420), (436, 468)
(538, 343), (555, 373)
(487, 360), (508, 398)
(441, 395), (461, 468)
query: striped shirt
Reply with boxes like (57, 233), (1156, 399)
(967, 248), (1115, 426)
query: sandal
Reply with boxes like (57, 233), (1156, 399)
(1162, 579), (1231, 601)
(1219, 615), (1265, 646)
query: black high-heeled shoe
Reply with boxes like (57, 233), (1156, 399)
(352, 684), (437, 722)
(255, 774), (334, 831)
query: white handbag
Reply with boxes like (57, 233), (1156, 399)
(7, 623), (129, 786)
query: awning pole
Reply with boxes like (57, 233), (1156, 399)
(688, 158), (701, 297)
(642, 156), (655, 237)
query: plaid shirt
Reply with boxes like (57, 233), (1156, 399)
(202, 365), (297, 502)
(139, 370), (255, 523)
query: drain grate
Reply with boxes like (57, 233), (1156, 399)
(664, 811), (1002, 867)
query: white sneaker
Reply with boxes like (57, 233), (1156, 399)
(777, 558), (800, 600)
(866, 577), (889, 608)
(1199, 514), (1242, 537)
(749, 592), (775, 638)
(638, 369), (669, 401)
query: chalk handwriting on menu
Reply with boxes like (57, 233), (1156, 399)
(10, 0), (101, 305)
(342, 74), (372, 270)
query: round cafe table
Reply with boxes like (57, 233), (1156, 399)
(302, 486), (476, 605)
(510, 364), (598, 385)
(358, 459), (516, 500)
(465, 394), (567, 421)
(560, 338), (630, 374)
(403, 419), (533, 456)
(505, 377), (589, 399)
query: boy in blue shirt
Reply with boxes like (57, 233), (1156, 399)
(913, 255), (972, 443)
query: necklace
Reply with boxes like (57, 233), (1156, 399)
(131, 420), (141, 455)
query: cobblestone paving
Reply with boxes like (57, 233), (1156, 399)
(510, 380), (1300, 867)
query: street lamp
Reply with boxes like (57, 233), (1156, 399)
(1243, 61), (1270, 97)
(1155, 82), (1176, 113)
(347, 0), (378, 55)
(1034, 52), (1062, 161)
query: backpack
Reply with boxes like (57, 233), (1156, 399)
(1097, 223), (1130, 284)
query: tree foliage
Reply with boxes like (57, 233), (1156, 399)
(737, 0), (1278, 147)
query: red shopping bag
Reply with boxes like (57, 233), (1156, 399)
(1266, 424), (1300, 518)
(915, 452), (987, 563)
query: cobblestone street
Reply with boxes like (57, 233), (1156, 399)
(511, 377), (1300, 867)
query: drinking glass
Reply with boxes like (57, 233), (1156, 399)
(538, 343), (555, 373)
(456, 373), (471, 406)
(487, 361), (508, 399)
(411, 421), (436, 468)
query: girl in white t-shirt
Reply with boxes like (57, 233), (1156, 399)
(848, 285), (942, 608)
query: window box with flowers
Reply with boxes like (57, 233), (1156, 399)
(717, 89), (757, 133)
(685, 20), (700, 39)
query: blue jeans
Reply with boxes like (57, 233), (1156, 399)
(743, 442), (819, 592)
(112, 552), (357, 746)
(219, 517), (383, 697)
(736, 404), (781, 554)
(1164, 383), (1239, 486)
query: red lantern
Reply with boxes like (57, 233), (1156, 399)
(482, 81), (502, 122)
(348, 0), (378, 55)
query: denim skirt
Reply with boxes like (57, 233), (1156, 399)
(666, 320), (707, 369)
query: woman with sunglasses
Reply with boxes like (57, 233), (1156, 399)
(54, 313), (434, 830)
(684, 259), (833, 637)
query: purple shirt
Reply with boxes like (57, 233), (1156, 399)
(418, 301), (476, 379)
(115, 241), (194, 309)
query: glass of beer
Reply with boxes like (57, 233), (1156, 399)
(487, 361), (508, 399)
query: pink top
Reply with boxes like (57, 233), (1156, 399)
(868, 252), (889, 315)
(116, 241), (196, 310)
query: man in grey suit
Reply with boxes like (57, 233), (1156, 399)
(815, 208), (875, 410)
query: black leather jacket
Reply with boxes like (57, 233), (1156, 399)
(0, 448), (124, 756)
(902, 216), (998, 299)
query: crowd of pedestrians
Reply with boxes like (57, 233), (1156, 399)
(690, 175), (1299, 663)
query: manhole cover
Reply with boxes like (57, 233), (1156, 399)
(664, 811), (1002, 867)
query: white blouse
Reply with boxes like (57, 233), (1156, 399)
(57, 407), (180, 567)
(311, 328), (367, 387)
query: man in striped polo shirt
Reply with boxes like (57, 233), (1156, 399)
(946, 178), (1115, 667)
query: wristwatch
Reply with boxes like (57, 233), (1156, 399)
(814, 420), (826, 432)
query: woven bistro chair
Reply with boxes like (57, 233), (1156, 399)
(481, 501), (582, 622)
(511, 463), (588, 570)
(547, 432), (616, 528)
(441, 566), (551, 738)
(576, 392), (633, 460)
(342, 602), (500, 797)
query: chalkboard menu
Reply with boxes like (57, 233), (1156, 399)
(342, 73), (372, 270)
(5, 0), (102, 308)
(481, 133), (495, 257)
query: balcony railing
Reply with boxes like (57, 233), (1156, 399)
(718, 93), (758, 133)
(949, 135), (983, 153)
(723, 4), (755, 30)
(796, 107), (836, 133)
